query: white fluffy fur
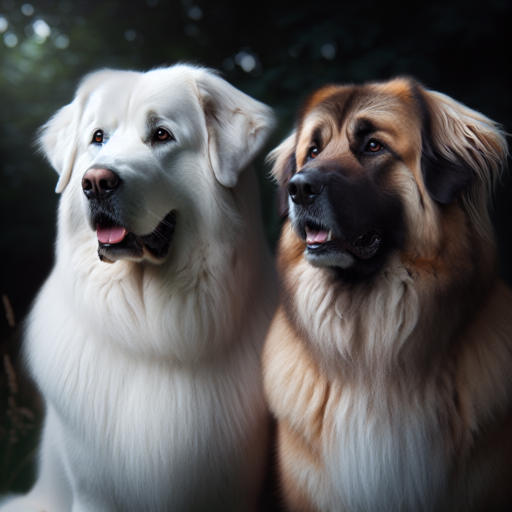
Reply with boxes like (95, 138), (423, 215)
(1, 65), (276, 511)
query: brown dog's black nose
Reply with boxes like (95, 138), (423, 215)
(82, 168), (120, 200)
(288, 171), (324, 205)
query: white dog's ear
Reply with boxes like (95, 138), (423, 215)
(39, 98), (82, 194)
(39, 69), (108, 193)
(195, 72), (275, 188)
(267, 131), (297, 217)
(267, 131), (297, 184)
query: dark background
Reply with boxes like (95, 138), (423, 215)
(0, 0), (511, 493)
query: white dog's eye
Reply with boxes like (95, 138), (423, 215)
(92, 130), (104, 144)
(152, 128), (174, 144)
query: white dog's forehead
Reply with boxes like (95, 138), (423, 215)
(82, 69), (202, 132)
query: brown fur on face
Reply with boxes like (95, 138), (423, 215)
(263, 78), (512, 512)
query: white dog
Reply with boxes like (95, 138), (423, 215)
(1, 65), (276, 511)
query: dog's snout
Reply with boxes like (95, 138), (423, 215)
(288, 172), (324, 205)
(82, 168), (120, 200)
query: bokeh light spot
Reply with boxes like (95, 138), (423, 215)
(240, 54), (256, 72)
(33, 19), (51, 38)
(125, 29), (136, 41)
(3, 32), (18, 47)
(320, 43), (336, 60)
(20, 39), (42, 58)
(188, 6), (202, 20)
(235, 51), (247, 65)
(21, 3), (34, 16)
(0, 16), (8, 33)
(54, 34), (69, 49)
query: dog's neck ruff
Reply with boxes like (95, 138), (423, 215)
(51, 171), (273, 364)
(280, 202), (496, 379)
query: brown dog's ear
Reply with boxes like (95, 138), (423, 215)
(420, 88), (508, 236)
(267, 132), (297, 218)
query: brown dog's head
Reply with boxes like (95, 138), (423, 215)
(270, 78), (508, 277)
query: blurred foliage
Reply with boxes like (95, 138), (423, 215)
(0, 0), (511, 492)
(0, 297), (41, 493)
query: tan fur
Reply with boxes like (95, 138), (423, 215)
(263, 79), (512, 512)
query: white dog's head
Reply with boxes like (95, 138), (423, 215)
(39, 65), (274, 264)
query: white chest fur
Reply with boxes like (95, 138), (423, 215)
(24, 268), (267, 512)
(318, 385), (449, 512)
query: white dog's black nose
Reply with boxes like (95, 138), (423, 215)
(288, 171), (324, 205)
(82, 168), (120, 200)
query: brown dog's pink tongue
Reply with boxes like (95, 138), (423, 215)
(97, 225), (128, 244)
(305, 226), (328, 244)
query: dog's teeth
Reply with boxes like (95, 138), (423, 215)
(327, 230), (332, 242)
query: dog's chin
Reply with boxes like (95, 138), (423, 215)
(305, 247), (356, 269)
(294, 218), (383, 270)
(96, 211), (177, 265)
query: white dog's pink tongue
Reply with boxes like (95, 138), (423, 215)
(305, 226), (328, 244)
(97, 225), (128, 244)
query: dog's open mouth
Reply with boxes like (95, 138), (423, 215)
(305, 223), (382, 260)
(97, 211), (176, 263)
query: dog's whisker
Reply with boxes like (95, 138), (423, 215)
(143, 210), (177, 231)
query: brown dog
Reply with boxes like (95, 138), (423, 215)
(263, 78), (512, 512)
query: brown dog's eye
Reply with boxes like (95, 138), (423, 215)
(153, 128), (174, 144)
(308, 147), (319, 159)
(92, 130), (104, 144)
(366, 140), (383, 152)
